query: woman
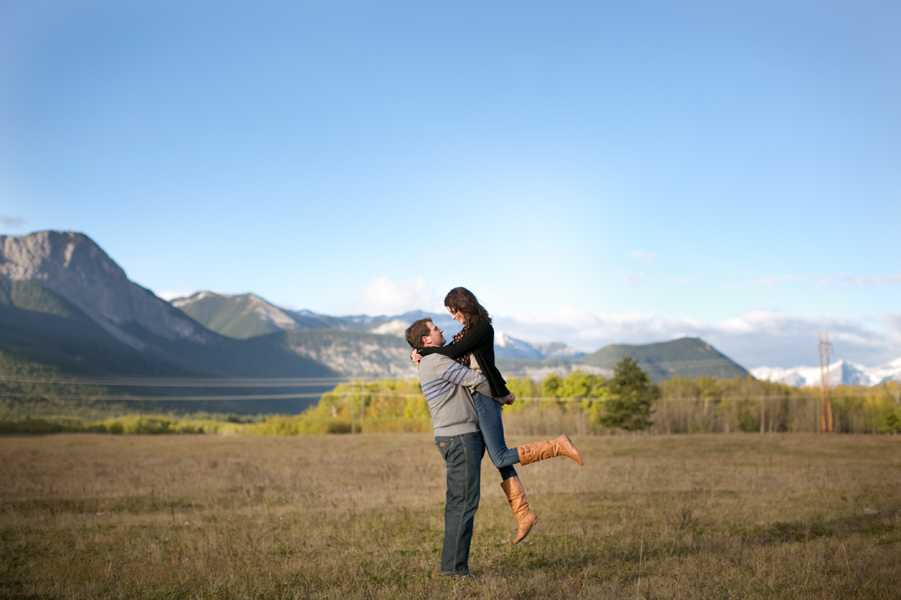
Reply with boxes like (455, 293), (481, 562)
(413, 287), (583, 544)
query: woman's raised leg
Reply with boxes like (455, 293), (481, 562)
(470, 392), (539, 543)
(470, 392), (520, 469)
(470, 391), (583, 468)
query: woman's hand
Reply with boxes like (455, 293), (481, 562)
(410, 349), (422, 369)
(504, 392), (516, 406)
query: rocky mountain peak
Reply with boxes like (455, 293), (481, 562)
(0, 231), (214, 347)
(0, 231), (116, 282)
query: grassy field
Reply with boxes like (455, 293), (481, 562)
(1, 433), (899, 599)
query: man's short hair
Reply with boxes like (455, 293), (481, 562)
(405, 318), (432, 349)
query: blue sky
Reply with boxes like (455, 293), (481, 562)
(1, 0), (899, 367)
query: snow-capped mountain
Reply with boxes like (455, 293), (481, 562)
(751, 358), (901, 387)
(867, 358), (901, 385)
(494, 331), (586, 360)
(534, 341), (587, 359)
(494, 331), (545, 360)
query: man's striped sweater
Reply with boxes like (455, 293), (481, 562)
(418, 353), (492, 437)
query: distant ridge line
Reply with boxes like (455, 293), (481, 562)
(628, 358), (746, 369)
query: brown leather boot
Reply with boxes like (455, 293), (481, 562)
(517, 435), (583, 466)
(501, 476), (538, 545)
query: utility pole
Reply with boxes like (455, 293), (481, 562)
(818, 331), (826, 434)
(825, 332), (833, 433)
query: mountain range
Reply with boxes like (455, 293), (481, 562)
(751, 359), (901, 387)
(0, 230), (765, 414)
(172, 289), (585, 360)
(167, 290), (747, 381)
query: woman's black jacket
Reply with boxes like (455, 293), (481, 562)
(418, 321), (510, 398)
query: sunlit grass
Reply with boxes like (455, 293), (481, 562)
(1, 433), (899, 599)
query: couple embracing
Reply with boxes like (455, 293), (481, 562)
(404, 287), (583, 577)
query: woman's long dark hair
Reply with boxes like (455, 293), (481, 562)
(445, 287), (491, 341)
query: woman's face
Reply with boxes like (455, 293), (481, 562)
(447, 306), (466, 325)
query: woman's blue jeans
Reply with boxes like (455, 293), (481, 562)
(471, 391), (519, 480)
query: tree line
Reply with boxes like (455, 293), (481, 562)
(241, 357), (901, 436)
(3, 356), (899, 435)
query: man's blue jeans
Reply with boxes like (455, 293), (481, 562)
(435, 431), (484, 575)
(471, 391), (520, 479)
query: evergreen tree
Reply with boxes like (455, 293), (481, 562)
(599, 357), (657, 431)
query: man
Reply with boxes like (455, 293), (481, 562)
(404, 317), (492, 577)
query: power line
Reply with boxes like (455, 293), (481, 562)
(0, 392), (330, 401)
(0, 391), (836, 403)
(0, 377), (352, 387)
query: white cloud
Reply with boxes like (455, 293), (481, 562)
(0, 214), (25, 228)
(740, 272), (901, 289)
(493, 309), (901, 370)
(156, 290), (194, 301)
(623, 274), (651, 286)
(155, 285), (196, 301)
(740, 275), (811, 287)
(884, 314), (901, 332)
(824, 274), (901, 287)
(875, 275), (901, 285)
(628, 249), (655, 263)
(357, 276), (434, 316)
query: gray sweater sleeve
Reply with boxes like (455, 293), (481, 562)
(437, 355), (491, 396)
(419, 354), (491, 436)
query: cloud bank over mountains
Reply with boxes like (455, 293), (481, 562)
(357, 276), (436, 316)
(307, 276), (901, 370)
(158, 272), (901, 371)
(494, 309), (901, 370)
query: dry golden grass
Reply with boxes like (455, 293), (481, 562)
(1, 433), (899, 599)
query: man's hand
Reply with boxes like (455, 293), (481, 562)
(411, 349), (422, 369)
(503, 392), (515, 406)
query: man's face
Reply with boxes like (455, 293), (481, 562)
(422, 321), (445, 347)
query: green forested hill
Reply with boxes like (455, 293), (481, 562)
(171, 292), (336, 339)
(577, 337), (748, 381)
(179, 295), (279, 339)
(498, 337), (748, 383)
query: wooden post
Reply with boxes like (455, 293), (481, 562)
(760, 396), (765, 434)
(360, 380), (365, 431)
(818, 331), (826, 434)
(350, 384), (356, 434)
